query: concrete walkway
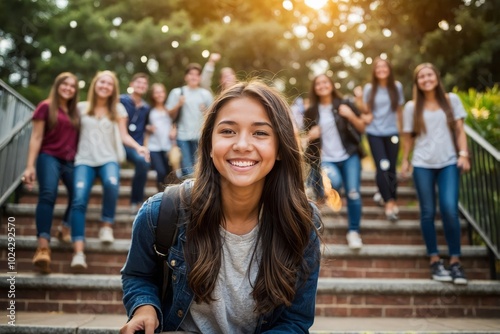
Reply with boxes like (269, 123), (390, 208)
(2, 312), (499, 333)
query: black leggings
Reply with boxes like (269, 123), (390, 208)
(367, 134), (399, 202)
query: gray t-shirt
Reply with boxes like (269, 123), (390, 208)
(319, 104), (349, 162)
(181, 224), (260, 334)
(75, 101), (128, 166)
(402, 93), (466, 169)
(166, 86), (213, 141)
(363, 81), (405, 136)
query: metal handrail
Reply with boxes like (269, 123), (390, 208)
(459, 124), (500, 261)
(0, 80), (34, 206)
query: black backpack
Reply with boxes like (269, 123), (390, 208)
(172, 87), (184, 124)
(154, 184), (182, 305)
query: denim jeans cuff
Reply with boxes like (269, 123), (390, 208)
(38, 232), (51, 241)
(72, 236), (85, 242)
(101, 216), (115, 224)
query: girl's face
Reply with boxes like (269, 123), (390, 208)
(374, 60), (390, 81)
(95, 74), (115, 99)
(314, 75), (333, 98)
(152, 86), (166, 105)
(211, 97), (278, 191)
(57, 77), (77, 102)
(416, 67), (439, 92)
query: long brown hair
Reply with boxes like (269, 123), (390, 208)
(47, 72), (80, 130)
(368, 58), (399, 113)
(85, 70), (120, 122)
(149, 83), (167, 108)
(185, 81), (322, 314)
(412, 63), (455, 136)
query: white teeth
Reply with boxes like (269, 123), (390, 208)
(230, 160), (256, 167)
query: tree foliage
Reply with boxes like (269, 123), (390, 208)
(1, 0), (499, 104)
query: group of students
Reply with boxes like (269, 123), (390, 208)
(299, 58), (470, 286)
(23, 55), (471, 333)
(23, 53), (237, 274)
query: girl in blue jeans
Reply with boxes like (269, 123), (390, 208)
(303, 74), (366, 249)
(401, 63), (470, 285)
(22, 72), (80, 274)
(69, 71), (149, 271)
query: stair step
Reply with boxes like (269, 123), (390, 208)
(1, 274), (499, 317)
(18, 184), (418, 207)
(3, 312), (500, 333)
(0, 236), (490, 279)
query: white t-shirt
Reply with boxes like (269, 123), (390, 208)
(363, 81), (405, 136)
(75, 101), (128, 166)
(166, 86), (213, 141)
(402, 93), (466, 169)
(318, 104), (349, 162)
(147, 107), (172, 152)
(181, 225), (260, 334)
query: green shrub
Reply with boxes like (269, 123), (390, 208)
(454, 85), (500, 150)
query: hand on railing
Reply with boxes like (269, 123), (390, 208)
(21, 166), (36, 191)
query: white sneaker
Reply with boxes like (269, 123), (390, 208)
(71, 252), (87, 271)
(99, 226), (115, 244)
(373, 192), (384, 206)
(346, 231), (363, 249)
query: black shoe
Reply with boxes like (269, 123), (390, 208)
(430, 260), (452, 282)
(449, 262), (468, 285)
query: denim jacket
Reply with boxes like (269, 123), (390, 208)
(122, 182), (322, 333)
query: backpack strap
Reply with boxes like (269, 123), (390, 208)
(154, 184), (181, 304)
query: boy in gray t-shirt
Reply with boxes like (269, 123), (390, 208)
(166, 63), (213, 177)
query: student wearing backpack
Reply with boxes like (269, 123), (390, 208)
(166, 63), (213, 178)
(121, 81), (323, 334)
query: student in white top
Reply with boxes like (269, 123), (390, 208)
(401, 63), (470, 285)
(69, 70), (149, 271)
(145, 83), (176, 190)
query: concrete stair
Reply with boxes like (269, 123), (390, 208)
(1, 169), (500, 332)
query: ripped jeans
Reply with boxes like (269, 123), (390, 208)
(322, 154), (362, 232)
(69, 162), (120, 241)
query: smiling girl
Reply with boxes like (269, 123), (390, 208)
(22, 72), (80, 274)
(121, 81), (322, 334)
(69, 70), (149, 271)
(401, 63), (470, 285)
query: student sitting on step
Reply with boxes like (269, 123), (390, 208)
(120, 81), (323, 333)
(401, 63), (470, 285)
(22, 72), (80, 274)
(69, 70), (149, 271)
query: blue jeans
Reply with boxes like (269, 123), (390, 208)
(322, 154), (362, 232)
(176, 139), (198, 177)
(413, 164), (461, 257)
(150, 151), (171, 186)
(367, 134), (399, 202)
(70, 162), (120, 241)
(35, 153), (74, 241)
(125, 146), (150, 205)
